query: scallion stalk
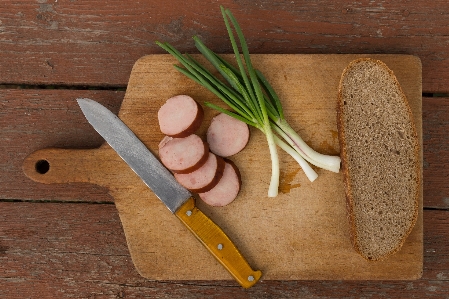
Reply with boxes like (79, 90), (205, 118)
(156, 6), (340, 197)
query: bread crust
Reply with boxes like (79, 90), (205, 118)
(337, 58), (420, 261)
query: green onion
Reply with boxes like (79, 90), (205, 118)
(156, 6), (341, 197)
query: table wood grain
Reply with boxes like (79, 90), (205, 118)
(1, 0), (448, 298)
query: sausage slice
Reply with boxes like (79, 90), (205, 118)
(158, 95), (204, 138)
(174, 152), (225, 193)
(158, 134), (209, 174)
(207, 113), (249, 157)
(199, 159), (242, 207)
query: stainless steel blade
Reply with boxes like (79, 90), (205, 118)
(77, 98), (191, 213)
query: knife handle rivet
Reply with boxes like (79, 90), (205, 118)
(186, 210), (192, 217)
(248, 275), (255, 282)
(217, 243), (223, 250)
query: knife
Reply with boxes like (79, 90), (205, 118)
(76, 98), (262, 288)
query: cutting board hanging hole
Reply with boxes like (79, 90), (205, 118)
(35, 159), (50, 174)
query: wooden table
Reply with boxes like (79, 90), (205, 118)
(1, 1), (448, 298)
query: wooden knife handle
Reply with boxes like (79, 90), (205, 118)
(175, 197), (262, 288)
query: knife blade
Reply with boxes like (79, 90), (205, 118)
(77, 98), (261, 288)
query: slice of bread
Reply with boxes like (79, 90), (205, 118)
(337, 58), (420, 261)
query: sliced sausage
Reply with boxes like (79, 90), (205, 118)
(158, 135), (173, 149)
(174, 152), (225, 193)
(199, 159), (242, 207)
(158, 134), (209, 174)
(158, 95), (204, 138)
(207, 113), (250, 157)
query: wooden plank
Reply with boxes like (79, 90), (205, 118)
(0, 202), (447, 298)
(20, 54), (424, 281)
(0, 89), (124, 202)
(0, 92), (447, 209)
(0, 0), (449, 92)
(423, 97), (449, 209)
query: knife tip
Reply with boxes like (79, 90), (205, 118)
(76, 97), (92, 105)
(76, 98), (97, 112)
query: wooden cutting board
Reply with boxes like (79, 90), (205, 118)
(23, 54), (423, 281)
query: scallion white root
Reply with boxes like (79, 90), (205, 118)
(273, 135), (318, 182)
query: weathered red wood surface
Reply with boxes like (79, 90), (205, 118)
(1, 0), (449, 297)
(1, 202), (448, 298)
(0, 90), (122, 203)
(0, 0), (448, 92)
